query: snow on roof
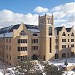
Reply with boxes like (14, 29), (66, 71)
(0, 32), (13, 37)
(28, 29), (40, 33)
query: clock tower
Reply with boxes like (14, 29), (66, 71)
(39, 14), (55, 61)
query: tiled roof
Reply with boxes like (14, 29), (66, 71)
(0, 24), (40, 34)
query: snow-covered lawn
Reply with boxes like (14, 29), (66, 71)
(48, 57), (75, 66)
(0, 57), (75, 75)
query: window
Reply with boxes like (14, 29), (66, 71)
(9, 46), (11, 50)
(47, 18), (52, 24)
(50, 38), (52, 53)
(49, 27), (52, 35)
(6, 38), (8, 42)
(20, 30), (26, 36)
(23, 39), (27, 43)
(7, 54), (8, 59)
(9, 38), (11, 43)
(62, 39), (66, 42)
(71, 39), (74, 42)
(68, 34), (69, 36)
(9, 55), (11, 60)
(68, 45), (69, 48)
(33, 34), (37, 36)
(71, 33), (74, 36)
(18, 47), (27, 51)
(17, 56), (27, 61)
(17, 56), (20, 59)
(71, 44), (74, 47)
(62, 45), (66, 48)
(62, 32), (66, 36)
(32, 39), (38, 43)
(62, 53), (66, 58)
(21, 39), (22, 43)
(18, 47), (20, 51)
(68, 39), (69, 42)
(18, 39), (27, 43)
(32, 46), (38, 50)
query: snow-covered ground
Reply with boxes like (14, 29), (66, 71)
(0, 57), (75, 75)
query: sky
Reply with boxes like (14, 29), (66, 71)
(0, 0), (75, 29)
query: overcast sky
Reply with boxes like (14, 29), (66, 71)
(0, 0), (74, 29)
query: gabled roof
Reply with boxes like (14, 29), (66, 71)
(55, 27), (72, 35)
(0, 24), (40, 34)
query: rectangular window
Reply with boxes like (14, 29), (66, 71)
(18, 39), (27, 43)
(32, 39), (38, 43)
(71, 44), (74, 47)
(9, 46), (11, 50)
(18, 47), (27, 51)
(71, 39), (74, 42)
(9, 38), (11, 43)
(6, 38), (8, 43)
(68, 45), (69, 48)
(9, 55), (11, 60)
(32, 46), (38, 50)
(17, 56), (27, 61)
(62, 45), (66, 48)
(18, 47), (20, 51)
(68, 39), (69, 42)
(17, 56), (20, 59)
(23, 39), (27, 43)
(62, 39), (66, 42)
(50, 38), (52, 53)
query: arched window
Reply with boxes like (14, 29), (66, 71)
(49, 27), (52, 35)
(71, 33), (74, 36)
(62, 32), (66, 36)
(20, 30), (26, 36)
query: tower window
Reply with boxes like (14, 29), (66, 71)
(49, 27), (52, 35)
(47, 18), (52, 24)
(50, 38), (52, 53)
